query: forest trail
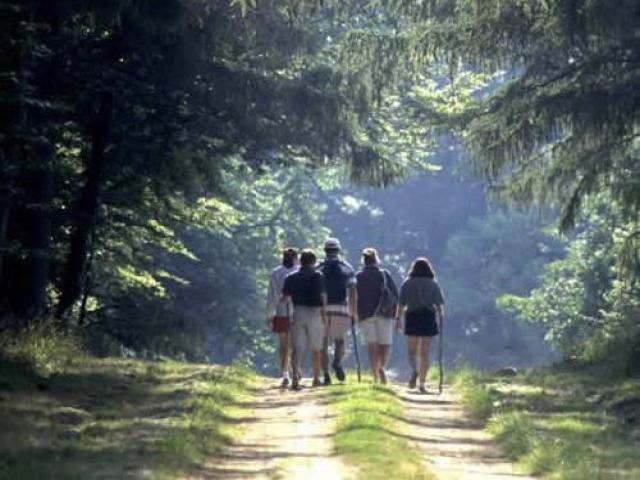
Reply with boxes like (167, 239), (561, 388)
(198, 378), (355, 480)
(395, 385), (535, 480)
(198, 378), (535, 480)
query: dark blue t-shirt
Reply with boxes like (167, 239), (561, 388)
(282, 267), (326, 307)
(356, 265), (398, 320)
(316, 258), (356, 305)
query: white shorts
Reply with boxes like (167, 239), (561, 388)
(292, 306), (324, 352)
(360, 316), (393, 345)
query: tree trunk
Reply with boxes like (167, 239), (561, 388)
(19, 165), (53, 318)
(78, 234), (95, 325)
(56, 92), (114, 320)
(0, 177), (12, 287)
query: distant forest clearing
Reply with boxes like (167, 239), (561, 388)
(1, 0), (639, 479)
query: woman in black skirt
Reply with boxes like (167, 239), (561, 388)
(395, 257), (444, 393)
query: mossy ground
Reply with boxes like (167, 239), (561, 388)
(0, 329), (254, 480)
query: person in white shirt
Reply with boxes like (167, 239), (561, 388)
(266, 248), (298, 387)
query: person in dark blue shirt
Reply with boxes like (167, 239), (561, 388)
(316, 237), (357, 385)
(283, 248), (327, 390)
(355, 248), (398, 384)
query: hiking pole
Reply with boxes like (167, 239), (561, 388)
(350, 317), (361, 383)
(438, 314), (444, 394)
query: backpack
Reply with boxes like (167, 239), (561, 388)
(374, 270), (398, 318)
(322, 259), (349, 304)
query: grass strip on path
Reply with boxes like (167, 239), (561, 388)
(0, 329), (255, 480)
(325, 381), (436, 480)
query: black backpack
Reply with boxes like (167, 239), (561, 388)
(322, 259), (349, 304)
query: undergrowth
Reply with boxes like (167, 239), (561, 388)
(452, 364), (640, 479)
(450, 364), (495, 422)
(0, 327), (255, 480)
(0, 324), (84, 378)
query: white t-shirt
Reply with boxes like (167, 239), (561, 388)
(266, 264), (297, 318)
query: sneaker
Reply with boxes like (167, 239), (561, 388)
(323, 373), (332, 386)
(419, 384), (427, 394)
(281, 377), (290, 388)
(312, 377), (322, 387)
(291, 379), (301, 391)
(379, 368), (387, 385)
(408, 371), (418, 389)
(333, 363), (345, 382)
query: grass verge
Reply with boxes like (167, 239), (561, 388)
(0, 327), (255, 480)
(452, 364), (640, 479)
(325, 381), (436, 480)
(450, 364), (496, 422)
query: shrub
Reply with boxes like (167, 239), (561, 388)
(451, 364), (494, 422)
(0, 324), (84, 376)
(487, 411), (537, 459)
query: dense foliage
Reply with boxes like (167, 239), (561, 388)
(1, 0), (638, 374)
(499, 197), (640, 374)
(0, 0), (432, 359)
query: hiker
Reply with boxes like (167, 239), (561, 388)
(266, 248), (298, 387)
(283, 248), (327, 390)
(317, 237), (357, 385)
(356, 248), (398, 384)
(395, 257), (445, 394)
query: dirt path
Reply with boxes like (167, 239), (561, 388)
(199, 378), (354, 480)
(395, 386), (535, 480)
(197, 378), (533, 480)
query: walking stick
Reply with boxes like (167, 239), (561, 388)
(438, 314), (444, 394)
(350, 317), (361, 383)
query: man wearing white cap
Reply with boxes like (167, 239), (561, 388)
(316, 237), (357, 384)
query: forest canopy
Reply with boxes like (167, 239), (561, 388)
(1, 0), (638, 373)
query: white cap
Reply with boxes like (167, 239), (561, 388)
(324, 237), (342, 251)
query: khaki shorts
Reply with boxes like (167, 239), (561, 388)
(326, 314), (351, 341)
(292, 306), (324, 353)
(360, 316), (393, 345)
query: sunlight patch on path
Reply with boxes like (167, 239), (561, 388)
(198, 379), (354, 480)
(395, 386), (536, 480)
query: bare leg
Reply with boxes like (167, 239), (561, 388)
(378, 344), (391, 384)
(321, 336), (330, 376)
(278, 332), (289, 375)
(290, 347), (299, 378)
(367, 343), (380, 382)
(291, 322), (304, 388)
(407, 336), (419, 374)
(312, 351), (322, 382)
(419, 337), (432, 386)
(407, 335), (419, 388)
(321, 317), (331, 376)
(334, 338), (345, 366)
